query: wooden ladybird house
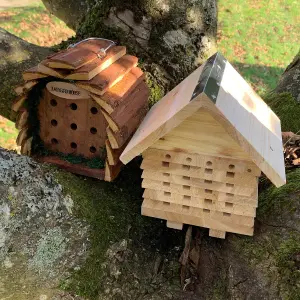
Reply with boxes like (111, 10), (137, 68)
(120, 52), (286, 238)
(12, 38), (149, 181)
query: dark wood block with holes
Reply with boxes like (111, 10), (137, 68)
(14, 39), (149, 182)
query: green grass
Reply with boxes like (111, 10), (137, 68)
(0, 1), (74, 47)
(218, 0), (300, 94)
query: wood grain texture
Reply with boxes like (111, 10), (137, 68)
(16, 127), (29, 146)
(38, 85), (107, 158)
(46, 39), (114, 69)
(142, 179), (258, 206)
(90, 67), (145, 114)
(142, 172), (256, 197)
(104, 160), (123, 181)
(65, 46), (126, 80)
(142, 198), (254, 235)
(15, 109), (29, 129)
(152, 109), (251, 160)
(143, 189), (257, 217)
(21, 136), (33, 155)
(106, 104), (148, 149)
(77, 55), (138, 95)
(106, 139), (127, 166)
(141, 159), (258, 186)
(12, 94), (27, 112)
(23, 66), (48, 81)
(14, 80), (38, 95)
(142, 148), (260, 176)
(38, 60), (71, 78)
(166, 221), (183, 230)
(209, 229), (226, 239)
(120, 65), (206, 164)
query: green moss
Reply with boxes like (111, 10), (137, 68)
(275, 237), (300, 299)
(264, 92), (300, 132)
(145, 73), (165, 106)
(258, 169), (300, 218)
(53, 162), (183, 299)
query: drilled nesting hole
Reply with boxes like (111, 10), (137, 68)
(165, 154), (171, 159)
(163, 201), (170, 206)
(51, 119), (57, 126)
(90, 146), (96, 153)
(206, 161), (212, 166)
(223, 212), (231, 217)
(162, 161), (169, 167)
(205, 168), (213, 174)
(226, 193), (234, 197)
(70, 123), (77, 130)
(205, 180), (212, 184)
(186, 157), (192, 163)
(182, 165), (190, 170)
(229, 164), (235, 170)
(70, 103), (77, 110)
(226, 183), (234, 187)
(205, 189), (213, 194)
(164, 191), (171, 196)
(247, 169), (252, 173)
(203, 209), (210, 213)
(184, 195), (191, 200)
(90, 107), (98, 114)
(163, 173), (170, 177)
(182, 205), (190, 210)
(204, 199), (213, 204)
(225, 202), (233, 207)
(51, 138), (58, 145)
(183, 185), (190, 190)
(70, 142), (77, 149)
(163, 182), (170, 187)
(226, 171), (235, 178)
(90, 127), (97, 134)
(182, 176), (190, 181)
(50, 99), (57, 106)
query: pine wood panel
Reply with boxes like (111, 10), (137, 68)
(143, 189), (256, 216)
(152, 109), (251, 160)
(15, 109), (29, 130)
(38, 60), (71, 78)
(141, 160), (258, 186)
(142, 179), (258, 206)
(142, 199), (254, 235)
(142, 148), (261, 175)
(104, 160), (123, 181)
(142, 172), (256, 197)
(15, 80), (38, 95)
(23, 66), (48, 81)
(16, 127), (29, 146)
(120, 65), (206, 164)
(12, 94), (27, 112)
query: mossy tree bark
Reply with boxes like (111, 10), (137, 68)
(42, 0), (218, 104)
(0, 29), (53, 121)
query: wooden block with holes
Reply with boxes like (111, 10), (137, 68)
(13, 38), (149, 182)
(120, 52), (286, 238)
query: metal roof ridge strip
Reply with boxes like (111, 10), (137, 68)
(191, 52), (227, 103)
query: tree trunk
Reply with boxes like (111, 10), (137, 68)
(43, 0), (218, 104)
(0, 29), (53, 121)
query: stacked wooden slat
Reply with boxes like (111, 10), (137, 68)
(141, 148), (261, 238)
(12, 38), (149, 181)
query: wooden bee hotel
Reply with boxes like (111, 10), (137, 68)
(12, 38), (149, 181)
(120, 52), (286, 239)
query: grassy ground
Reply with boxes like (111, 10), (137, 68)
(0, 0), (299, 150)
(218, 0), (300, 94)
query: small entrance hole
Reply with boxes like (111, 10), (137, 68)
(90, 127), (97, 134)
(90, 146), (97, 153)
(50, 99), (57, 106)
(51, 119), (57, 127)
(70, 123), (77, 130)
(70, 103), (77, 110)
(70, 142), (77, 149)
(51, 138), (58, 145)
(90, 107), (98, 114)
